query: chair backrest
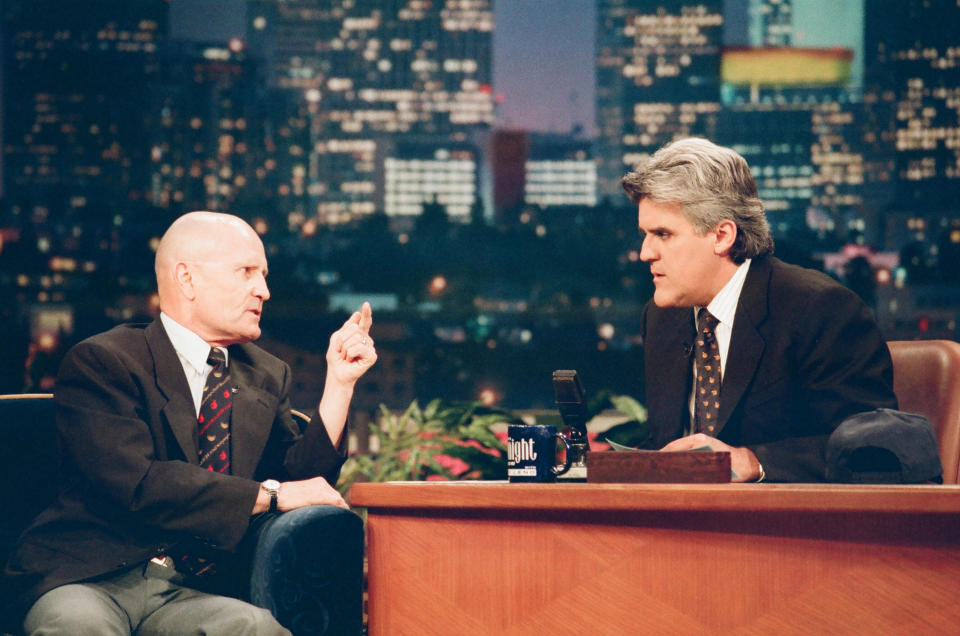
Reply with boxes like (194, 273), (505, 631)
(0, 394), (58, 572)
(888, 340), (960, 485)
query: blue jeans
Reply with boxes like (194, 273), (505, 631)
(246, 505), (364, 636)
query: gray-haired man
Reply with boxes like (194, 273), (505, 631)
(623, 138), (897, 482)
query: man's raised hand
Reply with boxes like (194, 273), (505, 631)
(326, 301), (377, 386)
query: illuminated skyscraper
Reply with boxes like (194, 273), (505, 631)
(596, 0), (723, 198)
(1, 0), (168, 360)
(525, 135), (596, 209)
(717, 47), (868, 236)
(716, 0), (875, 240)
(151, 40), (268, 215)
(488, 130), (595, 222)
(748, 0), (792, 46)
(744, 0), (865, 90)
(246, 0), (495, 226)
(384, 143), (478, 219)
(865, 0), (960, 214)
(2, 0), (168, 227)
(864, 0), (960, 338)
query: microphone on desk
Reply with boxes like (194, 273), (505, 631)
(553, 370), (590, 481)
(553, 370), (589, 443)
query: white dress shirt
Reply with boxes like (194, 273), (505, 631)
(160, 312), (229, 416)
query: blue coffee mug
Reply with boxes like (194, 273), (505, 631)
(507, 424), (573, 482)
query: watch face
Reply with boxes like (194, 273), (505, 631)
(262, 479), (280, 513)
(263, 479), (280, 492)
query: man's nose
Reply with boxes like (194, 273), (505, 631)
(639, 235), (656, 262)
(254, 275), (270, 301)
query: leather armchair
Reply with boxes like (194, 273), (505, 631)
(0, 394), (57, 580)
(888, 340), (960, 484)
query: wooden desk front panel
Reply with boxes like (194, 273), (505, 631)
(355, 484), (960, 635)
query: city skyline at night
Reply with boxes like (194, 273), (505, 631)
(1, 0), (959, 409)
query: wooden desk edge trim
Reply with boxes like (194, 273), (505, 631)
(348, 481), (960, 514)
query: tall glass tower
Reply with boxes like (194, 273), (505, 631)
(246, 0), (495, 225)
(865, 0), (960, 213)
(2, 0), (168, 227)
(595, 0), (723, 199)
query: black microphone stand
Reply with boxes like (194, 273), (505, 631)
(553, 370), (590, 482)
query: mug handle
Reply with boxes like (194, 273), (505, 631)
(551, 433), (573, 476)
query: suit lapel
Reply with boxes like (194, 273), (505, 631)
(146, 320), (201, 463)
(716, 257), (771, 434)
(146, 323), (278, 476)
(227, 347), (278, 478)
(645, 305), (696, 444)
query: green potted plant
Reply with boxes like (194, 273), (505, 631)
(338, 399), (524, 492)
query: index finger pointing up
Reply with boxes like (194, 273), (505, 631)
(359, 301), (373, 334)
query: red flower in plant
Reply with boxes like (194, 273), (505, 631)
(434, 454), (470, 476)
(587, 431), (611, 452)
(458, 438), (502, 456)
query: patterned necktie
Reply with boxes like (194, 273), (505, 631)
(170, 348), (233, 579)
(694, 308), (722, 435)
(198, 348), (232, 474)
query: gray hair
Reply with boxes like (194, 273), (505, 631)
(621, 138), (773, 263)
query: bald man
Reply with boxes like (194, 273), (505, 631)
(6, 212), (376, 635)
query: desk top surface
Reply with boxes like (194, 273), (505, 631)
(349, 481), (960, 514)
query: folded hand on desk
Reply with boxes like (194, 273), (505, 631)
(661, 433), (762, 483)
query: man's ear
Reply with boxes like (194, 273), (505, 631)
(713, 219), (738, 256)
(174, 262), (197, 301)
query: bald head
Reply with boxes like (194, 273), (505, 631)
(155, 211), (271, 345)
(155, 212), (257, 299)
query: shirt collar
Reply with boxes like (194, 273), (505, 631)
(159, 312), (229, 373)
(697, 258), (752, 327)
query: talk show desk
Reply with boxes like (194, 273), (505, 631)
(349, 481), (960, 635)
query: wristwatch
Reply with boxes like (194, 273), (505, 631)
(261, 479), (280, 513)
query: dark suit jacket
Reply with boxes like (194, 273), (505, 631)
(5, 319), (345, 611)
(641, 255), (897, 482)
